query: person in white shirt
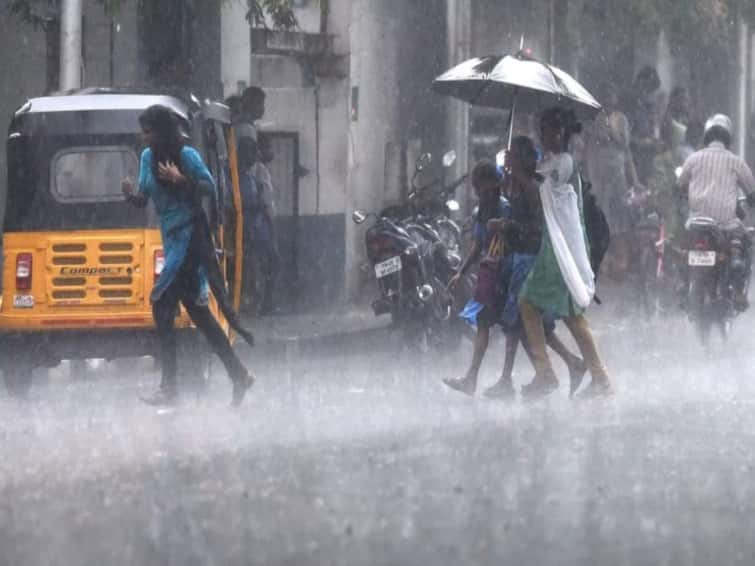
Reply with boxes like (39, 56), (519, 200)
(678, 114), (755, 226)
(678, 114), (755, 307)
(251, 134), (278, 315)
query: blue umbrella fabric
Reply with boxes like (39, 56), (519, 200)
(432, 54), (602, 120)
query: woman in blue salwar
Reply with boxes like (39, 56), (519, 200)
(122, 105), (254, 407)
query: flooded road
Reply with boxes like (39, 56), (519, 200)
(2, 309), (755, 565)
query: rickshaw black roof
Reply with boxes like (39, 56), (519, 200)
(9, 90), (231, 139)
(20, 93), (190, 120)
(8, 92), (198, 138)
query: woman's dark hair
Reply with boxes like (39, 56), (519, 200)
(509, 136), (538, 177)
(540, 107), (582, 152)
(686, 118), (704, 148)
(635, 65), (661, 92)
(225, 95), (241, 116)
(139, 104), (185, 181)
(703, 125), (731, 149)
(598, 80), (620, 105)
(472, 159), (501, 189)
(242, 87), (266, 113)
(667, 86), (688, 117)
(473, 159), (502, 220)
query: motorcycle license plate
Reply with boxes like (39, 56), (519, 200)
(375, 256), (402, 278)
(688, 250), (716, 267)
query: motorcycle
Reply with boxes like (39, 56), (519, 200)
(383, 150), (467, 262)
(405, 150), (468, 260)
(627, 188), (667, 316)
(683, 208), (752, 343)
(352, 151), (472, 350)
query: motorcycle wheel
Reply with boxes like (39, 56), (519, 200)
(639, 244), (660, 317)
(393, 308), (428, 353)
(718, 318), (732, 342)
(688, 276), (711, 344)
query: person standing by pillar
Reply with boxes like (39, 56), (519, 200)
(238, 137), (277, 315)
(252, 134), (279, 315)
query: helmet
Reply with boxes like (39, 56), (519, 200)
(704, 114), (733, 136)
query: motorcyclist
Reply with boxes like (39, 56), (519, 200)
(677, 114), (755, 308)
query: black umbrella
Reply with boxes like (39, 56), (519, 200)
(433, 53), (602, 147)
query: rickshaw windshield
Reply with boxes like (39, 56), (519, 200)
(52, 146), (138, 203)
(4, 133), (159, 232)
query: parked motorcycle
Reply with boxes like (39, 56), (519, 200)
(352, 151), (472, 350)
(406, 150), (467, 259)
(382, 150), (467, 260)
(353, 207), (457, 350)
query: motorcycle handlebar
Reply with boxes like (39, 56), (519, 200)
(410, 173), (468, 200)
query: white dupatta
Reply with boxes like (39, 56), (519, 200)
(538, 152), (595, 309)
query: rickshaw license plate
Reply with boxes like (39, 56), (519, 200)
(688, 251), (716, 266)
(13, 295), (34, 309)
(375, 256), (402, 278)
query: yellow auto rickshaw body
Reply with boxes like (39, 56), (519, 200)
(0, 90), (244, 393)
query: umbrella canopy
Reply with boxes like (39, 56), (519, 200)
(433, 54), (602, 120)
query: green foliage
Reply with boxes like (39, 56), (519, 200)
(8, 0), (300, 30)
(246, 0), (298, 30)
(8, 0), (57, 28)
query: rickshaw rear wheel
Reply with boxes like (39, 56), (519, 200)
(2, 361), (34, 398)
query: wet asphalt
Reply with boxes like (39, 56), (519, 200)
(2, 307), (755, 566)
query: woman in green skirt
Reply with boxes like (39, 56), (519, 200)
(519, 108), (612, 399)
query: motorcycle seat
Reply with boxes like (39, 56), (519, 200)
(685, 216), (718, 230)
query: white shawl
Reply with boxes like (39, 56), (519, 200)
(538, 152), (596, 309)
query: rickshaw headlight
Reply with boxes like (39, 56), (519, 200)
(154, 250), (165, 282)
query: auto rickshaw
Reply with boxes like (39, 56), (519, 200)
(0, 88), (244, 395)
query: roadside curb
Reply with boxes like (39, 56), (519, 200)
(239, 312), (393, 359)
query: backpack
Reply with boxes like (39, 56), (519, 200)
(581, 177), (611, 279)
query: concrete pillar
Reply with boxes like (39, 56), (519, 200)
(345, 0), (401, 300)
(446, 0), (472, 212)
(60, 0), (83, 91)
(737, 15), (750, 158)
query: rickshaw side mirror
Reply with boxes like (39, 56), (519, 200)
(352, 210), (368, 225)
(442, 150), (457, 168)
(416, 153), (432, 172)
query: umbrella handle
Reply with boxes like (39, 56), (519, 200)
(507, 89), (518, 150)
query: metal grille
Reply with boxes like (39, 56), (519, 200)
(47, 239), (141, 305)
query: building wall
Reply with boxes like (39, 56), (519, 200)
(344, 0), (403, 299)
(83, 0), (139, 88)
(221, 0), (351, 311)
(221, 0), (453, 308)
(346, 0), (451, 299)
